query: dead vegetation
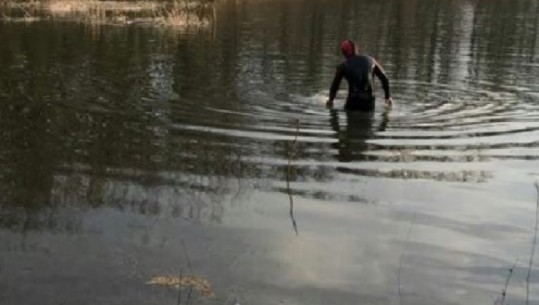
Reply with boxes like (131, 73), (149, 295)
(147, 275), (214, 297)
(0, 0), (216, 26)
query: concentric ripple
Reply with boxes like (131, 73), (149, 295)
(158, 77), (539, 191)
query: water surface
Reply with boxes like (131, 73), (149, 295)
(1, 0), (539, 304)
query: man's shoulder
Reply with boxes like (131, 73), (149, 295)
(340, 55), (374, 69)
(357, 54), (375, 61)
(344, 54), (373, 63)
(336, 62), (347, 71)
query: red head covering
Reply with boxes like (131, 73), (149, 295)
(340, 40), (356, 58)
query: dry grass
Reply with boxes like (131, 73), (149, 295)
(0, 0), (216, 26)
(147, 275), (214, 296)
(47, 0), (157, 14)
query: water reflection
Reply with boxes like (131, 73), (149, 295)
(0, 0), (536, 224)
(329, 108), (389, 162)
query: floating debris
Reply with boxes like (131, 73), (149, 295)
(147, 275), (213, 296)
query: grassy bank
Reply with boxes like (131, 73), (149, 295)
(0, 0), (216, 26)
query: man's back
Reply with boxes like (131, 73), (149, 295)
(327, 40), (392, 111)
(340, 55), (375, 101)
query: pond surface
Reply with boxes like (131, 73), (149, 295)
(1, 0), (539, 304)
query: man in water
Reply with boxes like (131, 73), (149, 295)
(326, 40), (393, 111)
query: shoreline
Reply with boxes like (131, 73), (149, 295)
(0, 0), (216, 27)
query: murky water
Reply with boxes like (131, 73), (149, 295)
(1, 0), (539, 304)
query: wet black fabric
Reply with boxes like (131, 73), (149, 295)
(345, 97), (375, 111)
(329, 54), (390, 111)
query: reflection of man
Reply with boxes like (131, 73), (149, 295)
(326, 40), (393, 111)
(330, 109), (389, 162)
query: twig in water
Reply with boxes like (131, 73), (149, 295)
(185, 285), (193, 305)
(397, 213), (416, 305)
(181, 238), (193, 273)
(286, 118), (300, 236)
(180, 238), (194, 305)
(177, 269), (183, 305)
(501, 260), (518, 305)
(526, 182), (539, 305)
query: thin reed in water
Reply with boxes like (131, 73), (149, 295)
(397, 213), (416, 305)
(177, 269), (182, 305)
(181, 238), (193, 273)
(286, 119), (300, 236)
(181, 238), (194, 305)
(526, 182), (539, 305)
(500, 260), (518, 305)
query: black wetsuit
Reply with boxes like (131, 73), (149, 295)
(329, 54), (390, 111)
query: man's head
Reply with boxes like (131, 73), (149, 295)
(340, 40), (356, 58)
